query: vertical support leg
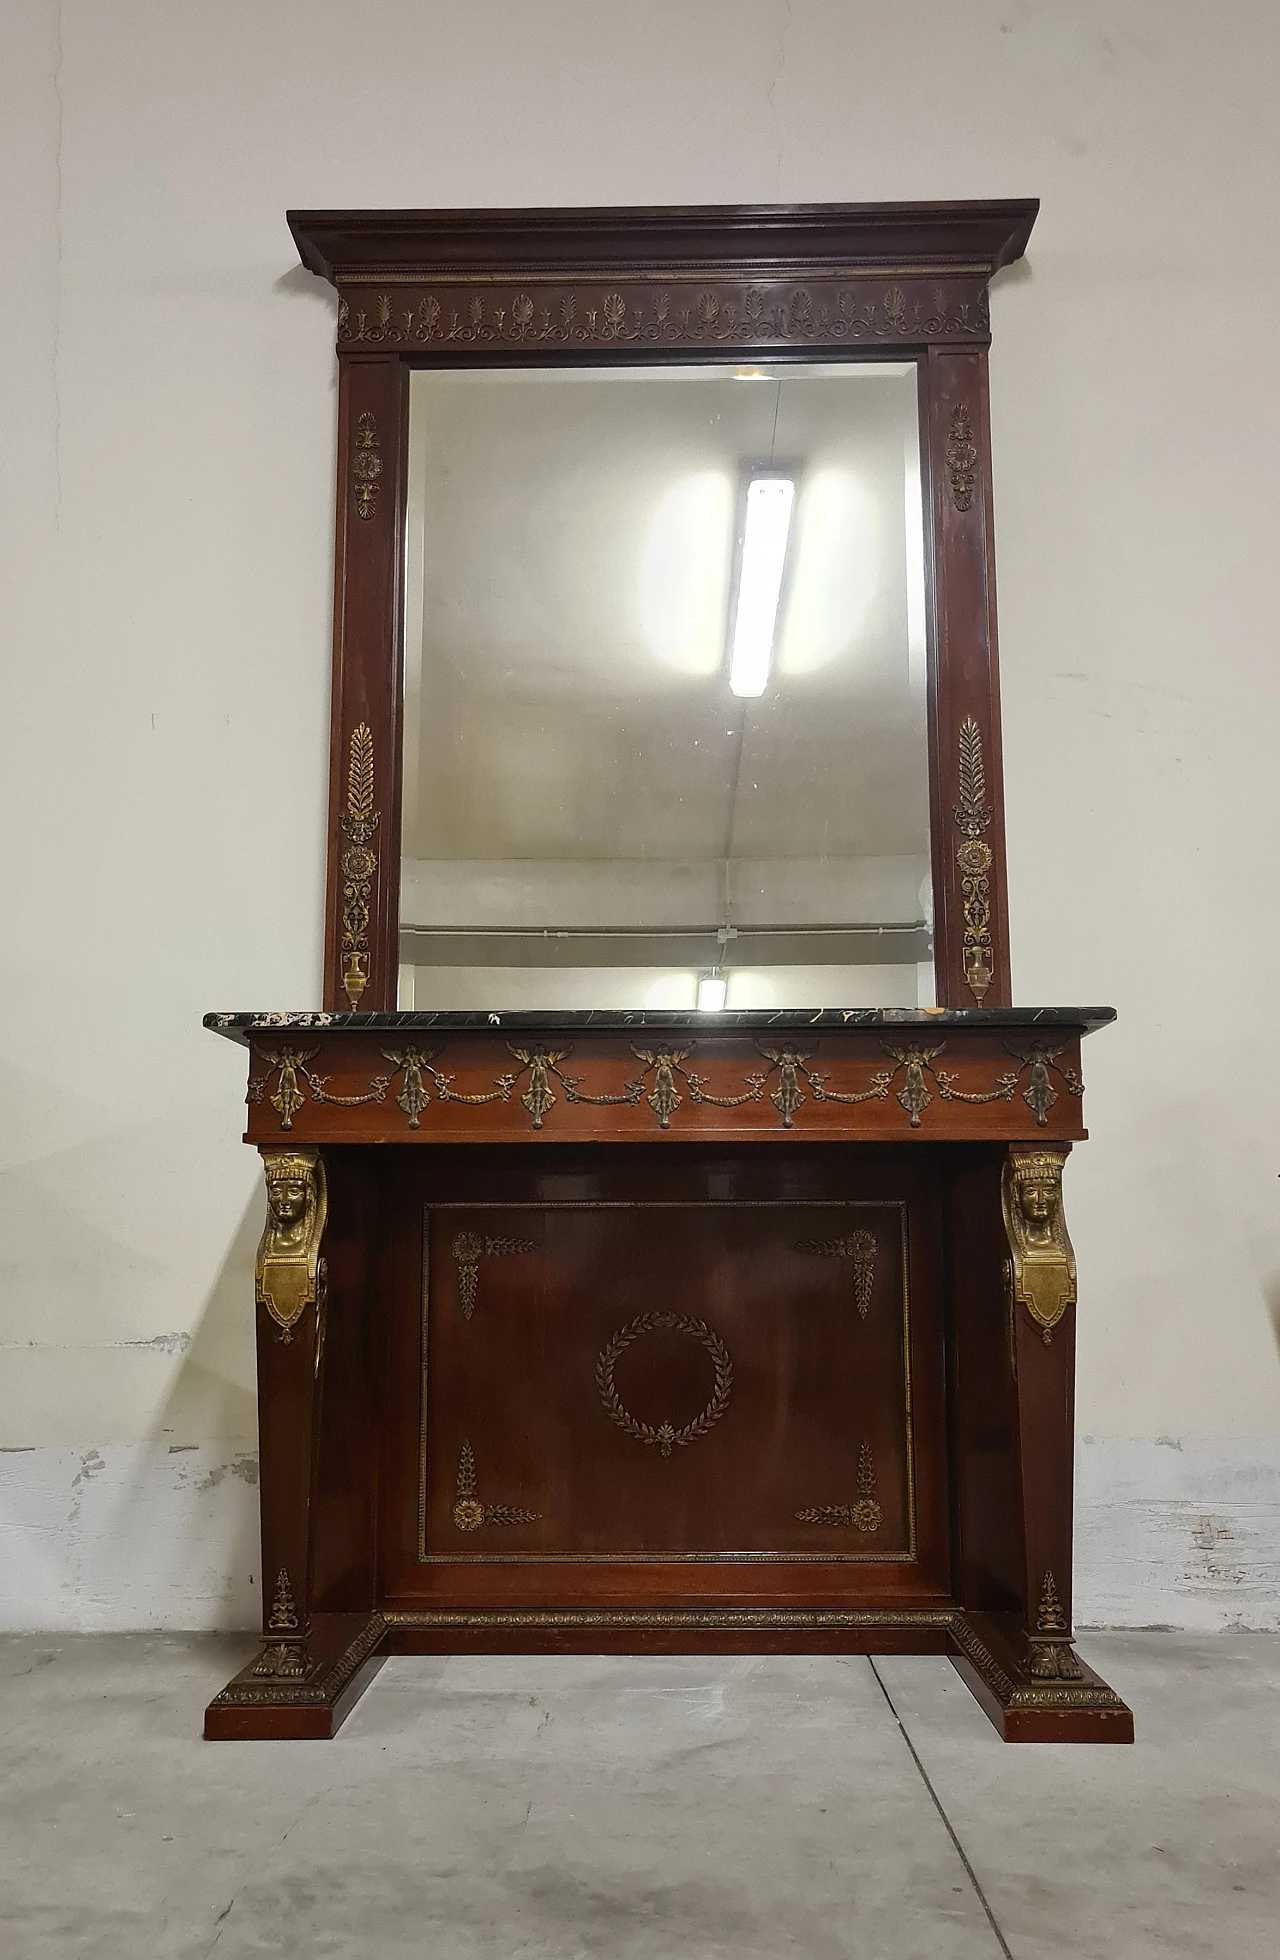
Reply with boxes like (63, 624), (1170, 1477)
(249, 1146), (328, 1681)
(1003, 1144), (1083, 1681)
(205, 1148), (390, 1739)
(949, 1144), (1133, 1740)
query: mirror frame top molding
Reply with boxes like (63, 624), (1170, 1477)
(287, 199), (1039, 1015)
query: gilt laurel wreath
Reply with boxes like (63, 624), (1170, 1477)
(595, 1311), (733, 1457)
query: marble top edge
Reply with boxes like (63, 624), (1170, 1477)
(205, 1006), (1117, 1044)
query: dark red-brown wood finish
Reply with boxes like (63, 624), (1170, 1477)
(297, 200), (1033, 1014)
(203, 204), (1132, 1744)
(204, 1010), (1129, 1744)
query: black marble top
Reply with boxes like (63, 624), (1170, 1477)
(205, 1006), (1117, 1045)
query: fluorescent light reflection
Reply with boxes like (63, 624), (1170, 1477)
(696, 974), (728, 1013)
(777, 468), (872, 677)
(728, 474), (794, 697)
(639, 472), (734, 675)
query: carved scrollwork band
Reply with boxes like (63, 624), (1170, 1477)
(796, 1441), (882, 1533)
(953, 716), (995, 1003)
(452, 1440), (540, 1531)
(337, 278), (991, 351)
(255, 1148), (326, 1344)
(247, 1037), (1084, 1137)
(1002, 1147), (1076, 1346)
(452, 1231), (536, 1320)
(351, 411), (381, 520)
(596, 1311), (733, 1458)
(795, 1230), (877, 1317)
(338, 724), (379, 1008)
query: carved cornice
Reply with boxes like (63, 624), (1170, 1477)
(289, 201), (1039, 286)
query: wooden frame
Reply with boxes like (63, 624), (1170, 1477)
(288, 200), (1037, 1012)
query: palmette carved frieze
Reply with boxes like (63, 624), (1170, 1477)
(243, 1037), (1084, 1138)
(336, 278), (991, 351)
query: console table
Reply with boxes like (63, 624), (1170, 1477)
(202, 1007), (1132, 1743)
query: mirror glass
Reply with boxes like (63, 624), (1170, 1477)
(400, 361), (933, 1011)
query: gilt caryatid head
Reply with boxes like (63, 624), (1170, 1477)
(1011, 1152), (1064, 1231)
(264, 1153), (315, 1229)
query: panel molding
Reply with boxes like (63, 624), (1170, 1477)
(416, 1200), (915, 1565)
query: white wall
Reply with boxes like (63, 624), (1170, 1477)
(3, 0), (1278, 1631)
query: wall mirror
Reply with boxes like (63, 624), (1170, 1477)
(292, 202), (1037, 1015)
(400, 360), (933, 1012)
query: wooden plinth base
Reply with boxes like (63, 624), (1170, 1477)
(203, 1605), (1132, 1743)
(949, 1610), (1134, 1744)
(203, 1613), (386, 1740)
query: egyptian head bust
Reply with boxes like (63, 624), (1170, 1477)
(255, 1148), (327, 1341)
(1001, 1147), (1076, 1345)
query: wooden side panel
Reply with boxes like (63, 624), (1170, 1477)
(947, 1147), (1022, 1614)
(310, 1151), (380, 1613)
(926, 348), (1011, 1007)
(323, 355), (408, 1012)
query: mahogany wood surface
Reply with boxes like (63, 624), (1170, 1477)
(205, 1083), (1132, 1743)
(237, 1026), (1090, 1147)
(379, 1146), (950, 1610)
(289, 202), (1035, 1013)
(202, 203), (1136, 1745)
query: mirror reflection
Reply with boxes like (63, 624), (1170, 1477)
(400, 361), (933, 1010)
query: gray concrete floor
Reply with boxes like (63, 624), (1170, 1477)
(0, 1634), (1276, 1958)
